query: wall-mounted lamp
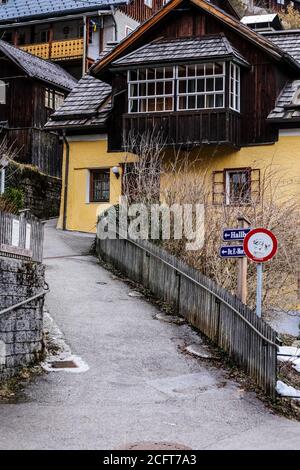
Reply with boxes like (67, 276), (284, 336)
(112, 166), (120, 179)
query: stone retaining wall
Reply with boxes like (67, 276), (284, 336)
(0, 256), (45, 382)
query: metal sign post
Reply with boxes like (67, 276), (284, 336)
(243, 228), (278, 318)
(256, 263), (263, 318)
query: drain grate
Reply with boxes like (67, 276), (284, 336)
(50, 360), (78, 369)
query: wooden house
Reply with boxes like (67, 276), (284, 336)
(0, 40), (77, 178)
(0, 0), (168, 79)
(47, 0), (300, 232)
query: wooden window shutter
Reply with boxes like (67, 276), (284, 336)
(212, 170), (225, 205)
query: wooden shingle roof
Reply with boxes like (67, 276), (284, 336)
(268, 80), (300, 123)
(0, 40), (77, 91)
(91, 0), (300, 79)
(263, 30), (300, 66)
(112, 35), (250, 68)
(45, 74), (111, 130)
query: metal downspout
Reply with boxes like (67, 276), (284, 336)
(62, 132), (70, 231)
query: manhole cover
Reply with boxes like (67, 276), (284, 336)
(117, 441), (191, 450)
(96, 281), (107, 285)
(50, 360), (78, 369)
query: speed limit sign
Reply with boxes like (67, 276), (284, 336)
(243, 228), (278, 318)
(243, 228), (278, 263)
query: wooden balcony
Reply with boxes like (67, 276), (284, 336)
(20, 38), (84, 61)
(123, 109), (241, 148)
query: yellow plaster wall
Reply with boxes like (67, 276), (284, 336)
(163, 135), (300, 202)
(58, 133), (300, 234)
(58, 137), (132, 233)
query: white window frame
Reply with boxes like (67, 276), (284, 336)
(229, 62), (240, 112)
(128, 67), (175, 113)
(176, 62), (225, 111)
(127, 62), (241, 114)
(0, 80), (6, 105)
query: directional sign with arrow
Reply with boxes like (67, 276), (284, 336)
(219, 245), (245, 258)
(222, 228), (251, 242)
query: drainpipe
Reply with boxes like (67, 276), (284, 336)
(82, 15), (87, 75)
(110, 6), (118, 42)
(62, 132), (70, 231)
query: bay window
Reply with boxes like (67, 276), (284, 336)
(177, 62), (225, 110)
(128, 62), (240, 113)
(128, 67), (174, 113)
(229, 63), (240, 112)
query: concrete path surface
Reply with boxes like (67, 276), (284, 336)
(0, 220), (299, 450)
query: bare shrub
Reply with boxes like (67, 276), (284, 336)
(123, 133), (300, 316)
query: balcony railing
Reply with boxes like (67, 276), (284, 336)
(123, 109), (241, 148)
(20, 38), (84, 61)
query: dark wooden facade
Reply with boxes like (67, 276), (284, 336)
(0, 55), (65, 177)
(102, 1), (295, 152)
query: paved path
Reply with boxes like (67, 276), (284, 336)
(0, 220), (299, 450)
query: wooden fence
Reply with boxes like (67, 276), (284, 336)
(96, 234), (278, 398)
(0, 211), (44, 263)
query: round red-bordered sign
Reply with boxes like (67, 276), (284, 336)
(243, 228), (278, 263)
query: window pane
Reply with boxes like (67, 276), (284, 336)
(148, 82), (155, 95)
(206, 63), (214, 75)
(197, 64), (205, 75)
(0, 81), (6, 104)
(178, 65), (186, 77)
(188, 79), (196, 93)
(139, 82), (146, 96)
(227, 170), (250, 204)
(188, 95), (196, 109)
(148, 98), (155, 112)
(165, 67), (174, 78)
(179, 80), (186, 94)
(130, 70), (138, 81)
(140, 99), (147, 112)
(206, 78), (214, 92)
(197, 95), (205, 109)
(187, 65), (195, 77)
(165, 81), (173, 94)
(214, 62), (224, 75)
(206, 94), (214, 108)
(156, 68), (164, 79)
(139, 69), (146, 80)
(197, 79), (204, 92)
(130, 83), (138, 97)
(215, 77), (223, 91)
(156, 81), (164, 95)
(129, 99), (138, 112)
(156, 97), (164, 111)
(165, 97), (173, 110)
(178, 96), (186, 109)
(90, 170), (110, 202)
(148, 68), (155, 80)
(215, 94), (224, 108)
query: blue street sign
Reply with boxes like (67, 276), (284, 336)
(222, 228), (251, 242)
(220, 246), (245, 258)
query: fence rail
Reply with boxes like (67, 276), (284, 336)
(0, 211), (44, 263)
(96, 233), (278, 398)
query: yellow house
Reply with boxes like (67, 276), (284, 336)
(46, 74), (135, 233)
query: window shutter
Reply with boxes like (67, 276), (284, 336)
(212, 170), (224, 205)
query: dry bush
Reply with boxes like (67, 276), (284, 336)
(123, 134), (300, 316)
(279, 4), (300, 29)
(0, 136), (20, 214)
